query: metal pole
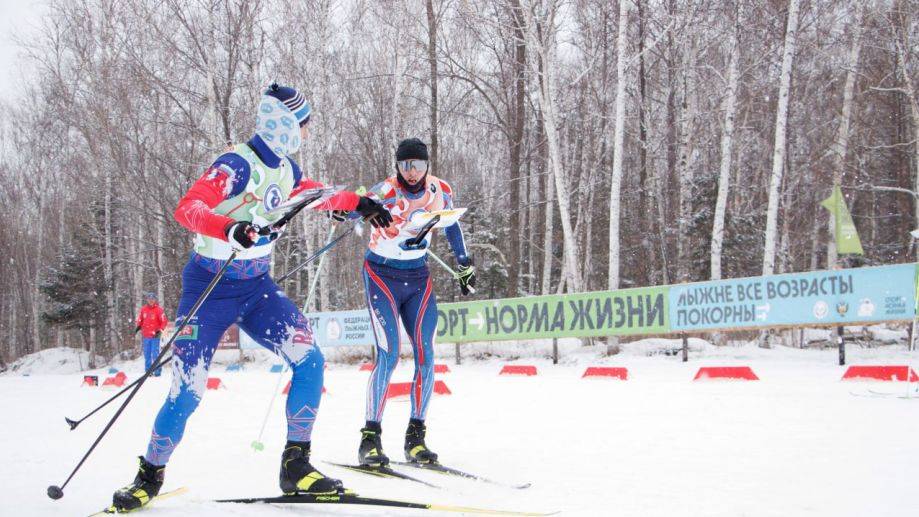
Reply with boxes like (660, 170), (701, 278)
(682, 334), (688, 363)
(837, 326), (846, 366)
(552, 338), (558, 365)
(454, 343), (461, 365)
(251, 225), (336, 452)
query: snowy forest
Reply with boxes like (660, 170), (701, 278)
(0, 0), (917, 366)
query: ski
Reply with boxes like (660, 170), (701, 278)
(324, 461), (439, 488)
(88, 487), (188, 516)
(392, 461), (532, 490)
(216, 490), (556, 515)
(851, 389), (919, 399)
(868, 388), (919, 399)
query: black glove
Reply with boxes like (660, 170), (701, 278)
(225, 221), (258, 250)
(134, 326), (141, 335)
(154, 330), (162, 338)
(456, 259), (476, 296)
(355, 196), (393, 229)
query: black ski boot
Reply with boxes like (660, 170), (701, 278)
(404, 418), (439, 464)
(279, 441), (344, 495)
(112, 456), (165, 511)
(358, 421), (390, 466)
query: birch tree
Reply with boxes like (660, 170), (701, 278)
(762, 0), (800, 276)
(608, 0), (630, 291)
(710, 2), (741, 280)
(524, 0), (583, 293)
(826, 4), (863, 269)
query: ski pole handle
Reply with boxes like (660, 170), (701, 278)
(426, 250), (476, 294)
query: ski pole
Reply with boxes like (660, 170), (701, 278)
(63, 217), (345, 430)
(65, 350), (179, 430)
(251, 224), (336, 451)
(47, 251), (238, 501)
(427, 249), (476, 294)
(66, 355), (168, 430)
(277, 219), (360, 282)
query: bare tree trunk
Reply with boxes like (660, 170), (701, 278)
(426, 0), (439, 174)
(608, 0), (629, 291)
(390, 2), (406, 150)
(30, 194), (46, 351)
(89, 326), (96, 369)
(133, 223), (145, 314)
(540, 113), (555, 295)
(827, 5), (863, 269)
(205, 2), (221, 150)
(809, 213), (822, 270)
(676, 46), (697, 282)
(527, 150), (537, 294)
(505, 0), (526, 297)
(636, 0), (656, 284)
(525, 2), (583, 293)
(156, 220), (165, 305)
(104, 166), (119, 358)
(710, 6), (740, 280)
(762, 0), (800, 276)
(891, 1), (919, 258)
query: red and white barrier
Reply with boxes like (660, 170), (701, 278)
(433, 380), (451, 395)
(582, 367), (629, 380)
(693, 366), (759, 381)
(841, 365), (919, 382)
(359, 363), (374, 372)
(499, 365), (538, 376)
(385, 380), (452, 400)
(206, 377), (226, 390)
(102, 371), (128, 388)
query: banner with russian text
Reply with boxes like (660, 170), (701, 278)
(436, 286), (669, 342)
(669, 263), (915, 331)
(242, 309), (411, 348)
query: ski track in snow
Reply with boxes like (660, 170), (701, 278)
(4, 344), (919, 516)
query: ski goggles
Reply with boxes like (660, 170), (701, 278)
(398, 159), (429, 173)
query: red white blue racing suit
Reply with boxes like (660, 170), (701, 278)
(362, 175), (469, 423)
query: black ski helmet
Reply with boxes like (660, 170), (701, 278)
(396, 138), (429, 161)
(395, 138), (429, 193)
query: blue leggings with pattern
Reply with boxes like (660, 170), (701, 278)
(362, 260), (438, 423)
(144, 258), (323, 466)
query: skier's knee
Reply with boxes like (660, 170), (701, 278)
(416, 347), (434, 370)
(168, 386), (203, 416)
(377, 350), (400, 375)
(291, 345), (323, 376)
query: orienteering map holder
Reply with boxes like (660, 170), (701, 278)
(405, 208), (467, 230)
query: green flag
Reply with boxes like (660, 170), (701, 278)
(820, 185), (864, 255)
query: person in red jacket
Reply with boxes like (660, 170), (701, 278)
(134, 292), (168, 376)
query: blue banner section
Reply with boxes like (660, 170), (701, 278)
(307, 309), (376, 347)
(669, 263), (917, 331)
(241, 309), (375, 349)
(240, 308), (407, 349)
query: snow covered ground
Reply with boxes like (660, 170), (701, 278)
(4, 342), (919, 516)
